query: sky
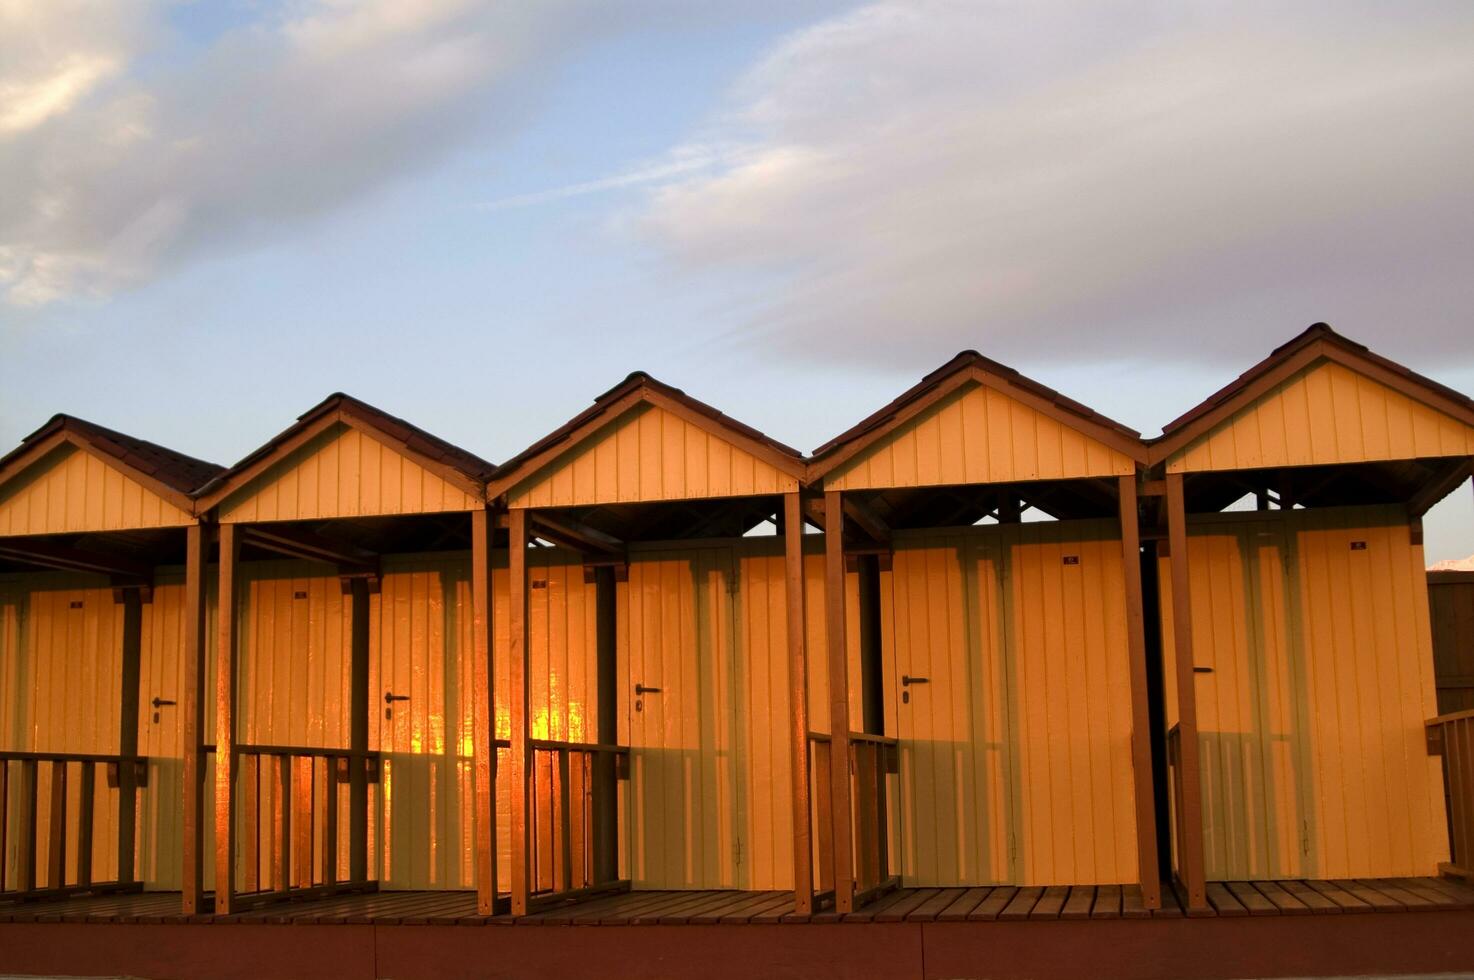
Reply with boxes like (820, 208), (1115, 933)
(2, 0), (1472, 561)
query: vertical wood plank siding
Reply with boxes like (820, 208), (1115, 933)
(508, 403), (798, 509)
(881, 522), (1139, 887)
(218, 424), (480, 522)
(1169, 360), (1474, 473)
(0, 574), (125, 888)
(0, 445), (191, 535)
(1159, 506), (1447, 880)
(824, 383), (1136, 492)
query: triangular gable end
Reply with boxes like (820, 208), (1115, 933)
(1167, 357), (1474, 474)
(823, 375), (1139, 492)
(218, 421), (482, 522)
(0, 441), (194, 536)
(507, 399), (801, 508)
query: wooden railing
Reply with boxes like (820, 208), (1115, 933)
(1166, 724), (1189, 886)
(228, 744), (380, 904)
(526, 738), (630, 905)
(1427, 709), (1474, 883)
(0, 750), (147, 901)
(849, 732), (899, 902)
(806, 731), (898, 907)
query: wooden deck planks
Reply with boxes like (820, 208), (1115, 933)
(1029, 885), (1070, 920)
(1090, 884), (1121, 920)
(1225, 881), (1279, 916)
(906, 887), (965, 922)
(4, 878), (1473, 926)
(998, 886), (1044, 921)
(968, 887), (1018, 921)
(1060, 886), (1096, 920)
(937, 887), (991, 922)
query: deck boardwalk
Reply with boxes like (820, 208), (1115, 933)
(4, 877), (1473, 926)
(4, 879), (1474, 980)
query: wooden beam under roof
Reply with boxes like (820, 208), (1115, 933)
(1409, 457), (1473, 517)
(238, 523), (377, 578)
(528, 512), (623, 556)
(842, 497), (891, 549)
(0, 538), (151, 585)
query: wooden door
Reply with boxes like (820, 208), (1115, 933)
(885, 530), (1015, 885)
(1173, 519), (1312, 880)
(374, 558), (475, 890)
(625, 547), (740, 889)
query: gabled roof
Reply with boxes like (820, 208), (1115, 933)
(808, 349), (1145, 484)
(486, 371), (806, 504)
(194, 392), (496, 511)
(1146, 323), (1474, 465)
(0, 414), (224, 512)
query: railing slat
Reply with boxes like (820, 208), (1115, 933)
(272, 754), (291, 894)
(20, 759), (37, 892)
(77, 761), (95, 890)
(293, 756), (314, 889)
(558, 748), (573, 894)
(242, 753), (259, 893)
(322, 754), (338, 887)
(813, 738), (833, 893)
(0, 759), (9, 892)
(47, 760), (67, 890)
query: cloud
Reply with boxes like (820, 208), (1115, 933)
(636, 1), (1474, 366)
(0, 0), (653, 307)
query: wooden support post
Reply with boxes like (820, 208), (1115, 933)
(508, 508), (531, 915)
(181, 522), (209, 914)
(1164, 473), (1207, 911)
(592, 564), (619, 886)
(824, 490), (856, 912)
(348, 578), (371, 886)
(1118, 475), (1161, 910)
(470, 507), (498, 913)
(214, 523), (240, 914)
(783, 492), (813, 915)
(116, 587), (143, 884)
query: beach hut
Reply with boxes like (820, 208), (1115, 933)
(0, 415), (222, 901)
(1146, 323), (1474, 908)
(484, 372), (824, 913)
(808, 351), (1161, 911)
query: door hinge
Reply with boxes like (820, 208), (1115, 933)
(734, 837), (743, 866)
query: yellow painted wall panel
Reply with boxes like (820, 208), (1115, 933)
(0, 573), (125, 889)
(883, 521), (1139, 887)
(0, 445), (192, 536)
(1157, 507), (1448, 879)
(509, 403), (798, 508)
(1170, 360), (1474, 473)
(219, 424), (479, 523)
(826, 382), (1137, 492)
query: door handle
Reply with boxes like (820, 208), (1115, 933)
(901, 675), (929, 687)
(634, 684), (662, 696)
(151, 697), (177, 709)
(384, 691), (411, 704)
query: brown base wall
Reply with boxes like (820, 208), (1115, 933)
(3, 914), (1474, 980)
